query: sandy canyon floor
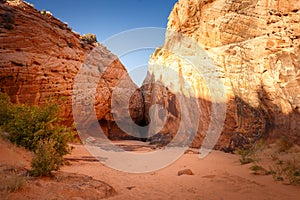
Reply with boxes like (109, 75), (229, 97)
(1, 139), (300, 200)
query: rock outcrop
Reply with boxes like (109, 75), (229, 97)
(2, 0), (299, 149)
(145, 0), (300, 149)
(0, 0), (144, 139)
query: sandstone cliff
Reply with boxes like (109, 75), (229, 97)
(2, 0), (299, 149)
(0, 0), (144, 139)
(145, 0), (300, 149)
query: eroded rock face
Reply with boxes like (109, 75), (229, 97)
(72, 46), (145, 140)
(0, 0), (144, 139)
(0, 0), (89, 118)
(146, 0), (300, 149)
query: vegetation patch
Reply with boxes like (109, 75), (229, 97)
(80, 33), (97, 46)
(236, 137), (300, 186)
(236, 140), (266, 165)
(0, 169), (26, 193)
(40, 9), (52, 16)
(0, 92), (73, 176)
(269, 155), (300, 185)
(0, 165), (27, 199)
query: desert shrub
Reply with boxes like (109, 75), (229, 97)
(40, 9), (46, 15)
(237, 147), (255, 165)
(0, 92), (73, 176)
(270, 157), (300, 185)
(269, 165), (284, 181)
(80, 33), (97, 45)
(30, 140), (64, 177)
(285, 158), (300, 185)
(249, 165), (269, 175)
(236, 140), (266, 165)
(40, 9), (52, 16)
(237, 136), (299, 185)
(0, 170), (26, 193)
(0, 92), (13, 126)
(2, 99), (72, 154)
(249, 165), (264, 172)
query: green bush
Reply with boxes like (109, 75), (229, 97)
(80, 33), (97, 45)
(0, 92), (13, 126)
(237, 147), (255, 165)
(270, 157), (300, 185)
(40, 9), (47, 15)
(2, 99), (72, 154)
(249, 165), (265, 172)
(30, 140), (64, 177)
(285, 159), (300, 185)
(40, 9), (52, 16)
(236, 139), (266, 165)
(0, 92), (73, 176)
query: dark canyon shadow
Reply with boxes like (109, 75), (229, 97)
(92, 83), (300, 152)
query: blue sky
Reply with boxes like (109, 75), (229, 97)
(25, 0), (178, 85)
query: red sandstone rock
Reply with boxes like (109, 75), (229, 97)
(0, 0), (144, 140)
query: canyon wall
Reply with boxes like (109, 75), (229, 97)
(1, 0), (299, 149)
(0, 0), (144, 139)
(145, 0), (300, 149)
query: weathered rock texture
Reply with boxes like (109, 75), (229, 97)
(0, 0), (144, 139)
(145, 0), (300, 149)
(72, 47), (145, 140)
